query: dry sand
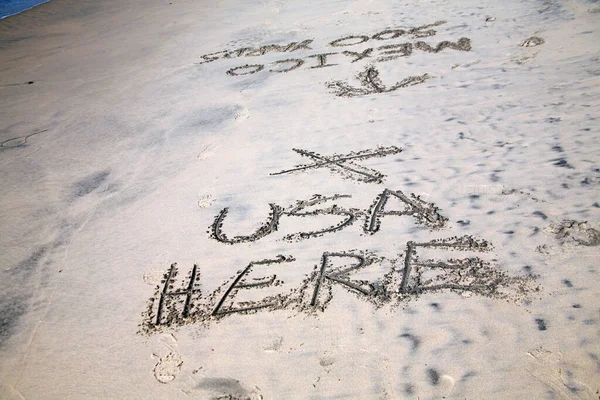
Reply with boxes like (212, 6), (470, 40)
(1, 0), (599, 398)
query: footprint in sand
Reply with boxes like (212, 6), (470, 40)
(424, 369), (455, 397)
(526, 348), (595, 398)
(186, 377), (262, 399)
(512, 52), (539, 65)
(235, 106), (250, 122)
(153, 334), (183, 384)
(143, 252), (171, 285)
(154, 352), (183, 384)
(319, 356), (335, 367)
(143, 269), (164, 285)
(262, 335), (283, 352)
(544, 220), (600, 247)
(198, 194), (216, 208)
(520, 36), (545, 47)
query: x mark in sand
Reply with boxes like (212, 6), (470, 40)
(270, 146), (402, 183)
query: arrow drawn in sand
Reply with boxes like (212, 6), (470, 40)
(327, 65), (430, 97)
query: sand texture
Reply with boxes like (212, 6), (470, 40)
(1, 0), (599, 398)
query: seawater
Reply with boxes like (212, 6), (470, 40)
(0, 0), (51, 19)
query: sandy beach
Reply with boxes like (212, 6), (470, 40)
(1, 0), (599, 398)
